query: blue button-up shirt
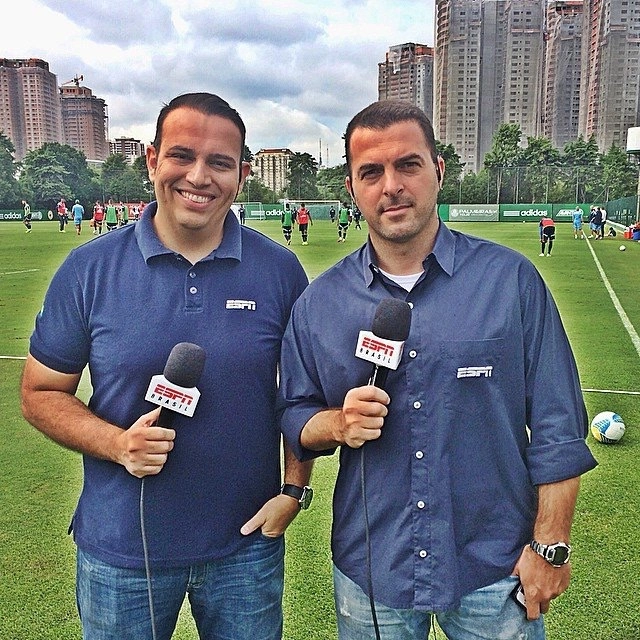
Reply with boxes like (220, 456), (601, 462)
(279, 221), (597, 611)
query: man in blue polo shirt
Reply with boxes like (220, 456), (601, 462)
(278, 100), (597, 639)
(21, 93), (311, 640)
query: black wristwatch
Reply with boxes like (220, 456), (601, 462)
(280, 484), (313, 510)
(530, 540), (572, 567)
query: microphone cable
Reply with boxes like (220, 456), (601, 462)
(355, 299), (412, 639)
(140, 477), (158, 640)
(137, 341), (206, 640)
(360, 446), (382, 640)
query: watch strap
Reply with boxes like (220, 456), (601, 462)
(280, 483), (313, 509)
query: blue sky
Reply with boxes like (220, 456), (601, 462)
(4, 0), (435, 166)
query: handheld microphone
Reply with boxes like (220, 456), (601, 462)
(144, 342), (206, 427)
(355, 298), (412, 390)
(140, 342), (205, 640)
(354, 299), (411, 640)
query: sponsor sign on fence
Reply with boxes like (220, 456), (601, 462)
(448, 204), (499, 222)
(499, 204), (553, 221)
(0, 210), (45, 221)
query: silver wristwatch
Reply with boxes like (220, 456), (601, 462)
(530, 540), (572, 567)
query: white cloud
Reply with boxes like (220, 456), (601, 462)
(2, 0), (435, 166)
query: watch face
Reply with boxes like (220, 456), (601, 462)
(551, 545), (570, 565)
(301, 486), (313, 510)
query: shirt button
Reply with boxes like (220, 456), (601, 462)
(419, 550), (428, 558)
(408, 302), (414, 309)
(409, 350), (417, 358)
(413, 401), (421, 409)
(189, 271), (196, 278)
(417, 501), (425, 509)
(189, 286), (198, 294)
(415, 451), (424, 459)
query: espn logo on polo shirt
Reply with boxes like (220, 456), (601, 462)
(145, 375), (201, 417)
(355, 331), (404, 370)
(456, 366), (493, 379)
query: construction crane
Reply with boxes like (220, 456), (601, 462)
(62, 74), (83, 87)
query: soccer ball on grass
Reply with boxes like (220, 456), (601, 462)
(619, 245), (626, 251)
(590, 411), (625, 444)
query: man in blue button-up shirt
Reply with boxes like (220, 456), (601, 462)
(279, 100), (597, 639)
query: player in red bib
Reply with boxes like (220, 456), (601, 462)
(296, 203), (313, 245)
(539, 215), (555, 257)
(56, 198), (67, 232)
(93, 201), (105, 235)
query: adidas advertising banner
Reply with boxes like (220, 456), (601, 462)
(499, 204), (553, 222)
(0, 210), (45, 221)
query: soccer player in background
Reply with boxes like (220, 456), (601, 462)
(572, 206), (585, 240)
(22, 199), (32, 233)
(539, 213), (556, 256)
(296, 202), (312, 245)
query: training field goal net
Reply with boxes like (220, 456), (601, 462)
(232, 202), (265, 220)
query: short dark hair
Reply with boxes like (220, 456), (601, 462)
(344, 100), (438, 176)
(152, 92), (246, 164)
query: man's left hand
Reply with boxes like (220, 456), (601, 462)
(240, 494), (301, 537)
(513, 545), (571, 620)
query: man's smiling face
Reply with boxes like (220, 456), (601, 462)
(146, 107), (249, 237)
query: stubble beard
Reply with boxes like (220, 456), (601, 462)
(373, 196), (437, 245)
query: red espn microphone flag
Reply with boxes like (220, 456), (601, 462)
(145, 342), (206, 420)
(355, 298), (412, 389)
(145, 377), (200, 417)
(355, 332), (405, 371)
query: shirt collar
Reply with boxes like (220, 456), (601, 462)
(361, 218), (456, 286)
(135, 202), (242, 263)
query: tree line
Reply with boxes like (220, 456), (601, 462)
(0, 132), (151, 210)
(1, 124), (637, 211)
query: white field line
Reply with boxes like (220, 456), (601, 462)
(585, 238), (640, 360)
(582, 388), (640, 396)
(0, 269), (39, 276)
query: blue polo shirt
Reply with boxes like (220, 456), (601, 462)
(279, 221), (597, 611)
(29, 203), (308, 568)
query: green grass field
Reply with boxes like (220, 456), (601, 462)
(1, 218), (639, 639)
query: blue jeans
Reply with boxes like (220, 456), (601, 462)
(334, 566), (545, 640)
(76, 535), (284, 640)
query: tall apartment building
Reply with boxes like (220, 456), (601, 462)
(252, 148), (293, 195)
(0, 59), (110, 162)
(60, 81), (109, 161)
(434, 0), (545, 172)
(0, 58), (63, 160)
(578, 0), (640, 151)
(110, 136), (146, 164)
(378, 43), (434, 120)
(543, 1), (584, 149)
